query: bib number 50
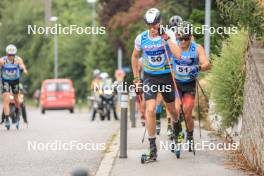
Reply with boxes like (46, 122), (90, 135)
(148, 55), (165, 66)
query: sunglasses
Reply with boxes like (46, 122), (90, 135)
(179, 37), (191, 41)
(7, 54), (15, 57)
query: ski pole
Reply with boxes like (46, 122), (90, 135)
(195, 78), (209, 102)
(135, 92), (147, 143)
(141, 128), (147, 143)
(196, 81), (202, 138)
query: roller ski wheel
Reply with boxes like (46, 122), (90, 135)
(140, 153), (157, 164)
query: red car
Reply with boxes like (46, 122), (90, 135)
(40, 79), (76, 114)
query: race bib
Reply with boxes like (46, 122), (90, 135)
(175, 65), (194, 75)
(148, 54), (165, 66)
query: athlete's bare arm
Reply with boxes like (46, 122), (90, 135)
(197, 45), (210, 71)
(131, 48), (140, 78)
(18, 57), (28, 75)
(0, 57), (4, 67)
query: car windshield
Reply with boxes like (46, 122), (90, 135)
(46, 82), (57, 92)
(58, 82), (70, 92)
(45, 82), (70, 92)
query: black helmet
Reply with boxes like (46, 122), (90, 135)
(144, 8), (161, 25)
(169, 15), (183, 27)
(181, 21), (193, 38)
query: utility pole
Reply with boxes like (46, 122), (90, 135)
(50, 16), (58, 79)
(204, 0), (211, 59)
(44, 0), (52, 27)
(118, 47), (122, 70)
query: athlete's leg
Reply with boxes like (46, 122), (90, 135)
(145, 99), (157, 136)
(12, 82), (21, 123)
(137, 94), (146, 125)
(3, 92), (10, 117)
(183, 94), (195, 136)
(176, 81), (196, 142)
(2, 81), (11, 118)
(143, 73), (159, 159)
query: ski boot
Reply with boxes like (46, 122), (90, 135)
(187, 131), (195, 155)
(141, 138), (157, 164)
(156, 119), (161, 135)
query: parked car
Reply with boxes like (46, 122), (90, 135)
(40, 79), (76, 114)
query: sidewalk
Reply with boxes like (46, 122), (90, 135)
(109, 119), (246, 176)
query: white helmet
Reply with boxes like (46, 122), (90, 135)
(100, 72), (109, 80)
(169, 15), (183, 27)
(6, 44), (17, 55)
(93, 69), (101, 77)
(144, 8), (161, 25)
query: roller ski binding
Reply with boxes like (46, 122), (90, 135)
(141, 138), (157, 164)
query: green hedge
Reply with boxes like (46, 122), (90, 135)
(209, 31), (248, 128)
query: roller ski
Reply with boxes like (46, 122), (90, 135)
(187, 131), (195, 155)
(15, 116), (20, 130)
(171, 120), (184, 158)
(141, 138), (157, 164)
(5, 117), (11, 130)
(171, 131), (184, 158)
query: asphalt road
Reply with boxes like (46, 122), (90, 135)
(0, 107), (119, 176)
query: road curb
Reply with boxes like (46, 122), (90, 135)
(95, 130), (120, 176)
